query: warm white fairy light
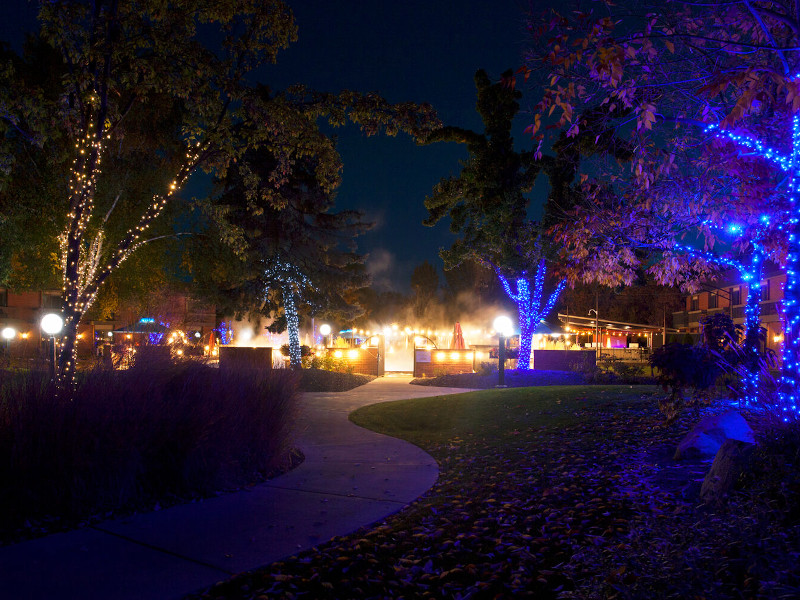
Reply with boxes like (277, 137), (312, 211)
(54, 94), (206, 388)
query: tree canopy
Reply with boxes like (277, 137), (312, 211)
(0, 1), (439, 387)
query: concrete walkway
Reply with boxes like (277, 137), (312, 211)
(0, 376), (471, 600)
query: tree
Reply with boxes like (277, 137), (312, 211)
(422, 70), (567, 369)
(525, 1), (800, 415)
(188, 92), (375, 363)
(1, 2), (439, 390)
(423, 69), (630, 369)
(410, 261), (439, 320)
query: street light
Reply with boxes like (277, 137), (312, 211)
(41, 313), (63, 378)
(493, 315), (513, 388)
(319, 323), (331, 347)
(588, 309), (600, 360)
(2, 326), (15, 358)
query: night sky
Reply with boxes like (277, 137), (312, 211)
(3, 1), (542, 291)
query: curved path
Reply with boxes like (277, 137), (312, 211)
(0, 376), (471, 600)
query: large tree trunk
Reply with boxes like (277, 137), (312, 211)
(782, 224), (800, 416)
(741, 250), (764, 405)
(55, 305), (82, 394)
(285, 290), (302, 369)
(518, 308), (533, 371)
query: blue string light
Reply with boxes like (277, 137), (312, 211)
(704, 115), (800, 419)
(216, 321), (232, 346)
(496, 259), (566, 371)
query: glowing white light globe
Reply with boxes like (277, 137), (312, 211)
(319, 324), (331, 336)
(2, 326), (15, 340)
(41, 313), (64, 336)
(493, 316), (513, 337)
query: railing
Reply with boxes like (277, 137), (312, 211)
(672, 311), (688, 328)
(598, 347), (652, 363)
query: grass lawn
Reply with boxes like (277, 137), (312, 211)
(192, 385), (800, 599)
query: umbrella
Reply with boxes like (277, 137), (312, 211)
(451, 322), (465, 349)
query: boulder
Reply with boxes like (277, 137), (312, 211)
(700, 439), (756, 504)
(674, 410), (755, 461)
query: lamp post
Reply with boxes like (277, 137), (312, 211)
(319, 323), (331, 348)
(588, 308), (599, 360)
(41, 313), (63, 379)
(493, 315), (512, 388)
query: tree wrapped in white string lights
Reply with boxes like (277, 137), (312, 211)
(0, 1), (438, 392)
(265, 260), (314, 369)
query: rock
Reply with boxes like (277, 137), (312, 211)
(700, 439), (756, 504)
(674, 410), (755, 461)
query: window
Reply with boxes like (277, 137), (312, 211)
(0, 288), (7, 307)
(42, 293), (61, 309)
(731, 287), (741, 306)
(690, 295), (699, 311)
(762, 280), (770, 301)
(709, 293), (718, 309)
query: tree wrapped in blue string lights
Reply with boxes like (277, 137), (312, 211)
(671, 216), (776, 405)
(495, 259), (566, 371)
(703, 115), (800, 417)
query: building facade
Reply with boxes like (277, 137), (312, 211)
(671, 264), (785, 360)
(1, 286), (216, 360)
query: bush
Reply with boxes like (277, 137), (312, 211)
(297, 368), (374, 392)
(302, 353), (353, 373)
(649, 343), (719, 422)
(0, 361), (299, 542)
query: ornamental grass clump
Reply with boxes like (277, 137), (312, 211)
(0, 360), (298, 543)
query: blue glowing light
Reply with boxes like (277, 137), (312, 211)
(216, 321), (233, 345)
(495, 259), (565, 371)
(704, 114), (800, 419)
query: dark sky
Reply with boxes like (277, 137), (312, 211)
(3, 0), (542, 291)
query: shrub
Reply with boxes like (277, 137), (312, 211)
(302, 353), (353, 373)
(297, 369), (374, 392)
(476, 361), (496, 377)
(0, 361), (298, 541)
(649, 343), (719, 422)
